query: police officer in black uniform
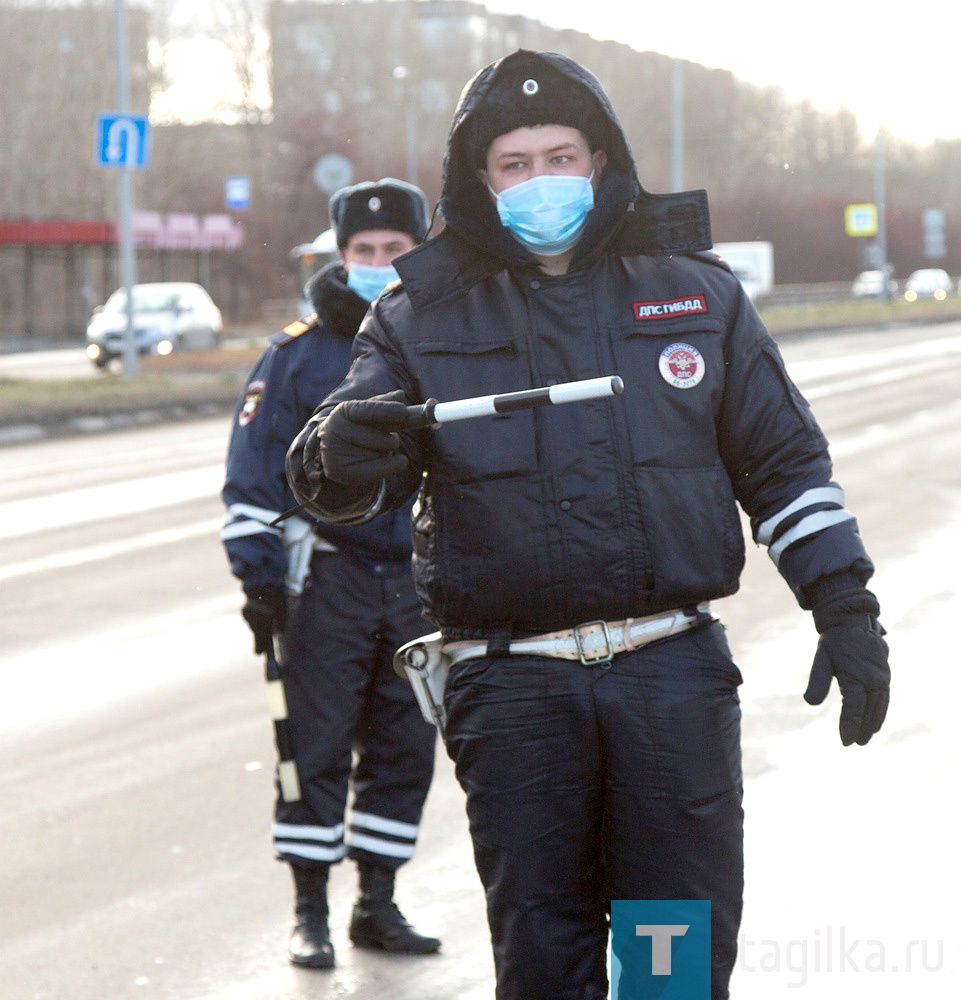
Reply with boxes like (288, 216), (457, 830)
(221, 179), (440, 969)
(285, 52), (891, 999)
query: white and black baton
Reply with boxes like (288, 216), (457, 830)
(265, 636), (301, 803)
(401, 375), (624, 428)
(272, 376), (624, 526)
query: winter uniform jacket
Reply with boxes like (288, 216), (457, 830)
(287, 51), (873, 636)
(222, 262), (414, 592)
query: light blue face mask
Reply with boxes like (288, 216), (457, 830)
(492, 171), (595, 256)
(346, 263), (399, 302)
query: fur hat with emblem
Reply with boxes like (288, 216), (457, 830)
(328, 177), (431, 249)
(458, 50), (613, 170)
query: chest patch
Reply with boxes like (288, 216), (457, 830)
(658, 343), (705, 389)
(238, 378), (266, 426)
(633, 295), (707, 320)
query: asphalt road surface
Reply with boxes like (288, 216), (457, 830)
(1, 323), (959, 998)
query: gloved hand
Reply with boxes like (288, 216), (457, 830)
(241, 585), (287, 655)
(305, 390), (411, 487)
(805, 591), (890, 746)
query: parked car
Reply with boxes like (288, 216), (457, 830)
(903, 268), (952, 302)
(85, 282), (223, 368)
(851, 269), (897, 299)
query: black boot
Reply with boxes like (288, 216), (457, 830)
(288, 864), (335, 968)
(349, 862), (441, 954)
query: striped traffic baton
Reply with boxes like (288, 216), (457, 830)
(265, 634), (301, 803)
(272, 376), (624, 526)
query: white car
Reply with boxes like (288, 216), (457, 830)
(903, 269), (952, 302)
(851, 270), (897, 299)
(86, 282), (223, 368)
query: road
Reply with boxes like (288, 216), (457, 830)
(1, 323), (959, 998)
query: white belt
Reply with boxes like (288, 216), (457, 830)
(444, 603), (711, 667)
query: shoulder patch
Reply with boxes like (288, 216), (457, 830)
(276, 313), (318, 346)
(693, 250), (735, 275)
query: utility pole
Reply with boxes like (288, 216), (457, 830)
(671, 58), (685, 192)
(392, 66), (418, 187)
(874, 129), (889, 303)
(115, 0), (139, 374)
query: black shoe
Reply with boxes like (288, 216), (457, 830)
(349, 863), (441, 955)
(288, 864), (335, 968)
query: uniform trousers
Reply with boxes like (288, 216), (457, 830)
(274, 548), (436, 871)
(444, 621), (744, 1000)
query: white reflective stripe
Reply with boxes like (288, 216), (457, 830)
(226, 502), (283, 524)
(220, 519), (279, 541)
(272, 821), (345, 842)
(350, 811), (419, 840)
(275, 841), (347, 862)
(346, 832), (416, 859)
(756, 486), (846, 545)
(768, 509), (855, 566)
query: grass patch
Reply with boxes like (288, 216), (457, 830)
(759, 297), (961, 335)
(0, 370), (247, 424)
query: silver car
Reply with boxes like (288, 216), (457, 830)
(85, 282), (223, 368)
(903, 268), (952, 302)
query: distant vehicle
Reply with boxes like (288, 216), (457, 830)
(289, 228), (339, 315)
(86, 282), (224, 369)
(903, 268), (952, 302)
(851, 269), (898, 299)
(712, 241), (774, 300)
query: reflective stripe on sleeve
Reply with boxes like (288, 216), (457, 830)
(756, 486), (846, 545)
(768, 509), (855, 566)
(221, 502), (284, 541)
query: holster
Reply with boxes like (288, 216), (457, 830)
(393, 632), (450, 735)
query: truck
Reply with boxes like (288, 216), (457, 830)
(711, 241), (774, 301)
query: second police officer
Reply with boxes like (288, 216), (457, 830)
(221, 179), (440, 969)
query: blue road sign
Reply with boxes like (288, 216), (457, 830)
(225, 176), (251, 211)
(96, 114), (150, 169)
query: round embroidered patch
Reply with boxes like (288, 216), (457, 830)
(658, 343), (705, 389)
(368, 196), (381, 211)
(522, 78), (539, 95)
(238, 379), (266, 426)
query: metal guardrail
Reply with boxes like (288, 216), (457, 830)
(757, 282), (857, 308)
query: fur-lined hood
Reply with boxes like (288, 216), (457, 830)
(436, 49), (712, 271)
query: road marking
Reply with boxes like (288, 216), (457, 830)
(0, 465), (223, 541)
(0, 518), (222, 583)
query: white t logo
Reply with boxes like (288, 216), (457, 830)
(635, 924), (690, 975)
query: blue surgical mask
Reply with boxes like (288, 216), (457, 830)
(492, 172), (595, 255)
(346, 263), (399, 302)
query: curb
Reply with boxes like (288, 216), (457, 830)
(0, 400), (236, 448)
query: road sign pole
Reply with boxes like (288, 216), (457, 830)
(115, 0), (138, 375)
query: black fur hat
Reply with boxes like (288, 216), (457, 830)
(460, 50), (612, 169)
(328, 177), (431, 249)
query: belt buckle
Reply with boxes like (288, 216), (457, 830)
(573, 619), (614, 665)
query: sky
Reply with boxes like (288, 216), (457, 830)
(481, 0), (958, 146)
(154, 0), (958, 147)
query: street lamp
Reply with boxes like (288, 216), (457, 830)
(392, 65), (418, 186)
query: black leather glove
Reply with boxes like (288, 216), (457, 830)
(307, 390), (411, 487)
(241, 585), (287, 655)
(805, 588), (890, 746)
